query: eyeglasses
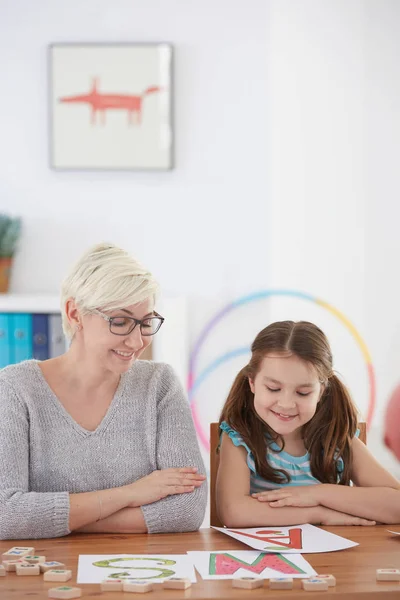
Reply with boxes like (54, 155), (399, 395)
(93, 309), (165, 337)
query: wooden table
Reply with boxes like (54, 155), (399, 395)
(1, 526), (400, 599)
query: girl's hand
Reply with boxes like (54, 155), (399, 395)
(252, 485), (323, 508)
(318, 507), (376, 526)
(127, 468), (206, 508)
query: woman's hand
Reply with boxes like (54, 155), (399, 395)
(252, 485), (323, 508)
(317, 506), (376, 526)
(126, 467), (206, 508)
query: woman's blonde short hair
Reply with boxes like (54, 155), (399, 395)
(60, 243), (159, 340)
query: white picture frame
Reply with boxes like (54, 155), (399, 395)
(49, 43), (173, 170)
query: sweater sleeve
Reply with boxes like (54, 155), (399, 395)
(141, 364), (207, 533)
(0, 379), (70, 540)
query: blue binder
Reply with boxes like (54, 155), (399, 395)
(0, 313), (11, 368)
(10, 313), (33, 364)
(32, 313), (49, 360)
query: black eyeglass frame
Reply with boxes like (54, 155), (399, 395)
(93, 309), (165, 337)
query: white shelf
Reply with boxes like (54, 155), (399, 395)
(0, 294), (61, 313)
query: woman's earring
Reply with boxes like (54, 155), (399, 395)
(76, 323), (82, 332)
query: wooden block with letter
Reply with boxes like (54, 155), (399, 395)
(163, 577), (192, 590)
(269, 577), (293, 589)
(232, 577), (264, 589)
(302, 578), (329, 591)
(44, 570), (72, 583)
(314, 574), (336, 587)
(2, 547), (35, 560)
(16, 563), (41, 576)
(2, 559), (29, 572)
(48, 587), (82, 599)
(25, 555), (46, 564)
(40, 561), (66, 573)
(123, 579), (154, 593)
(376, 569), (400, 581)
(100, 578), (124, 591)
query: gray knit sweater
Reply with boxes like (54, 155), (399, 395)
(0, 360), (207, 540)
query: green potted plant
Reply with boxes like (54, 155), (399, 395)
(0, 214), (22, 293)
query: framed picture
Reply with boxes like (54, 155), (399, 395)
(49, 43), (173, 170)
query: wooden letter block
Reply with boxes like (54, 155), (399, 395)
(123, 580), (154, 593)
(314, 574), (336, 587)
(44, 570), (72, 582)
(16, 563), (41, 576)
(48, 587), (82, 599)
(269, 577), (293, 589)
(0, 565), (5, 576)
(40, 562), (66, 573)
(302, 578), (329, 591)
(376, 569), (400, 581)
(100, 578), (124, 591)
(2, 547), (35, 560)
(163, 577), (192, 590)
(25, 555), (46, 564)
(2, 559), (29, 572)
(232, 577), (264, 590)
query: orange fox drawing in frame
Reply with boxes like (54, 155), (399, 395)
(59, 78), (163, 126)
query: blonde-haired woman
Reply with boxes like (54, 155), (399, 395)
(0, 243), (207, 539)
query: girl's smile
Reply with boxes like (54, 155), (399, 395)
(269, 409), (299, 422)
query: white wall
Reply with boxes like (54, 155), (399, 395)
(2, 1), (400, 456)
(266, 0), (368, 423)
(265, 0), (400, 431)
(364, 0), (400, 427)
(0, 0), (268, 299)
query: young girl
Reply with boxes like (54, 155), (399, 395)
(217, 320), (400, 527)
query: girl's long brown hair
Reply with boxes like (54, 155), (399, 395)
(219, 321), (359, 485)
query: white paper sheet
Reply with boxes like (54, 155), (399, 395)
(77, 554), (197, 584)
(212, 523), (358, 553)
(188, 550), (316, 580)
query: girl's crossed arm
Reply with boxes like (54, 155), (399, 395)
(254, 438), (400, 524)
(216, 434), (375, 527)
